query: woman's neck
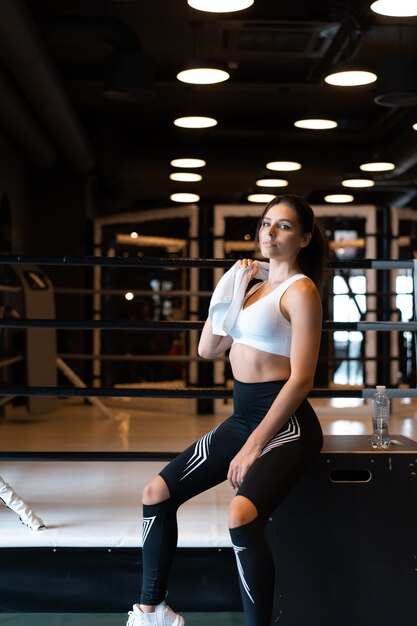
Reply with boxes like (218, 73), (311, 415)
(266, 260), (301, 284)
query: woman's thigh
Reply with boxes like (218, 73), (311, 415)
(159, 413), (250, 505)
(237, 408), (323, 518)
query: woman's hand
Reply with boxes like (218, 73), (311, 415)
(227, 444), (262, 490)
(237, 259), (259, 279)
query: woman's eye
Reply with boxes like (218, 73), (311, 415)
(279, 224), (290, 230)
(262, 221), (270, 227)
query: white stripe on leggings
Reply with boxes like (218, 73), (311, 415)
(261, 415), (300, 455)
(232, 543), (255, 604)
(142, 515), (156, 546)
(181, 426), (219, 480)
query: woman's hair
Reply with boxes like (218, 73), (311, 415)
(255, 194), (327, 291)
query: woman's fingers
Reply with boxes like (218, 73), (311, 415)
(238, 258), (253, 267)
(228, 463), (246, 490)
(227, 465), (238, 489)
(238, 259), (259, 277)
(228, 446), (261, 489)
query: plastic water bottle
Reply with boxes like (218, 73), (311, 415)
(371, 385), (391, 449)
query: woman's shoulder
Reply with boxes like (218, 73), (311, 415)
(284, 275), (320, 303)
(282, 273), (313, 290)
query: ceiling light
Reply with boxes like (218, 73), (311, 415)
(177, 63), (230, 85)
(174, 116), (217, 129)
(341, 179), (375, 188)
(188, 0), (254, 13)
(324, 194), (354, 203)
(413, 123), (417, 131)
(170, 158), (206, 168)
(294, 118), (338, 130)
(125, 292), (134, 301)
(169, 172), (203, 182)
(130, 231), (139, 239)
(359, 161), (395, 172)
(256, 179), (289, 187)
(247, 193), (276, 203)
(266, 161), (302, 171)
(370, 1), (417, 17)
(325, 69), (377, 87)
(170, 192), (200, 203)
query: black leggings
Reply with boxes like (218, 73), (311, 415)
(140, 379), (323, 625)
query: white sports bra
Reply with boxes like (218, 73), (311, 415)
(229, 273), (307, 357)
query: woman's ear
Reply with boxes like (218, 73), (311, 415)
(301, 233), (312, 248)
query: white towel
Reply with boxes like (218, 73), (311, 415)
(208, 261), (270, 336)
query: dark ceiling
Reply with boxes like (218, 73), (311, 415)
(2, 0), (417, 212)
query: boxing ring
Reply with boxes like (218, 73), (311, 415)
(0, 253), (417, 625)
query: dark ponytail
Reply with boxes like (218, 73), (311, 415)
(297, 222), (327, 293)
(255, 194), (327, 293)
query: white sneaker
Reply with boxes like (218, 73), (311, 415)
(18, 507), (46, 531)
(0, 478), (46, 531)
(126, 601), (184, 626)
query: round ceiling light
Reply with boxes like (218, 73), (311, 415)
(170, 192), (200, 203)
(370, 1), (417, 17)
(170, 172), (203, 182)
(294, 118), (338, 130)
(413, 123), (417, 131)
(256, 179), (288, 187)
(170, 158), (206, 168)
(174, 116), (217, 129)
(266, 161), (302, 171)
(341, 179), (375, 188)
(247, 193), (276, 203)
(324, 194), (354, 203)
(359, 161), (395, 172)
(177, 64), (230, 85)
(188, 0), (254, 12)
(325, 69), (377, 87)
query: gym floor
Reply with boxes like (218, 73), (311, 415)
(1, 396), (416, 625)
(1, 396), (417, 453)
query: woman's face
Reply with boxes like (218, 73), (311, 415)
(258, 202), (311, 261)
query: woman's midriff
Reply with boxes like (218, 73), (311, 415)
(229, 342), (291, 383)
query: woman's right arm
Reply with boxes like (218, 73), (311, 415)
(198, 258), (258, 359)
(198, 318), (233, 359)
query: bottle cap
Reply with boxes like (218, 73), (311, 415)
(376, 385), (386, 391)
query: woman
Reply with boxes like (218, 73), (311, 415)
(126, 194), (326, 626)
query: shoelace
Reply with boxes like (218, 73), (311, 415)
(126, 611), (137, 626)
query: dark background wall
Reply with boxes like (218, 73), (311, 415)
(0, 131), (30, 255)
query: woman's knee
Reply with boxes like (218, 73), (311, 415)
(229, 495), (258, 529)
(142, 475), (170, 505)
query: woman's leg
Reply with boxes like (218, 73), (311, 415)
(229, 497), (274, 626)
(229, 403), (323, 626)
(139, 413), (250, 608)
(140, 476), (179, 609)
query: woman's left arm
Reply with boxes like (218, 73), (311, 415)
(227, 280), (322, 489)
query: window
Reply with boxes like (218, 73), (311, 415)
(332, 273), (366, 385)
